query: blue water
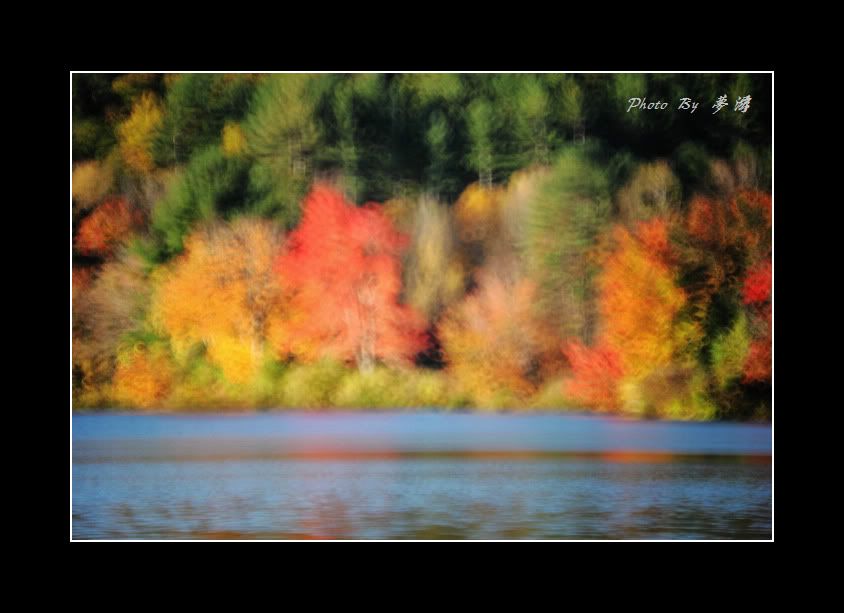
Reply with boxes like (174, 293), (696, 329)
(72, 412), (772, 540)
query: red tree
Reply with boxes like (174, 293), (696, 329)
(275, 185), (427, 371)
(742, 260), (772, 305)
(742, 259), (772, 383)
(75, 197), (145, 257)
(562, 340), (625, 410)
(743, 305), (772, 384)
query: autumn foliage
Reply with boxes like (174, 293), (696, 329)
(75, 198), (145, 257)
(453, 183), (504, 244)
(72, 159), (115, 211)
(561, 341), (624, 410)
(598, 220), (686, 376)
(72, 172), (771, 416)
(684, 190), (772, 305)
(742, 260), (772, 305)
(683, 190), (771, 396)
(562, 219), (690, 413)
(117, 92), (163, 173)
(742, 258), (772, 383)
(113, 345), (175, 408)
(743, 306), (772, 384)
(688, 190), (770, 250)
(73, 251), (150, 389)
(439, 270), (559, 407)
(275, 185), (427, 371)
(72, 74), (771, 417)
(151, 219), (285, 385)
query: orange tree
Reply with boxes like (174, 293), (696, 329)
(150, 218), (285, 385)
(563, 218), (696, 414)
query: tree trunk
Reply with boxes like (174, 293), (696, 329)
(356, 273), (377, 374)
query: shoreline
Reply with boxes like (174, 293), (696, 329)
(71, 406), (773, 424)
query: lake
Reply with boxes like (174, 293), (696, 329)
(71, 412), (772, 540)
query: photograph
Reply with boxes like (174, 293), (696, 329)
(70, 71), (773, 541)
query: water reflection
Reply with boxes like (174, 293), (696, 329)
(72, 413), (772, 540)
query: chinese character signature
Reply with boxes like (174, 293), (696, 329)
(713, 94), (751, 114)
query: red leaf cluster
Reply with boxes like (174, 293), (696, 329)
(562, 340), (625, 410)
(75, 198), (145, 257)
(742, 260), (772, 305)
(687, 196), (727, 246)
(687, 190), (771, 250)
(743, 303), (772, 383)
(635, 217), (673, 263)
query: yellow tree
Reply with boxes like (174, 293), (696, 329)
(615, 161), (681, 227)
(453, 182), (504, 247)
(72, 157), (116, 212)
(403, 197), (467, 324)
(222, 122), (246, 157)
(151, 218), (285, 385)
(113, 345), (175, 409)
(452, 182), (511, 289)
(117, 92), (163, 173)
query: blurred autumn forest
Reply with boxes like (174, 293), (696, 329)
(71, 73), (772, 419)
